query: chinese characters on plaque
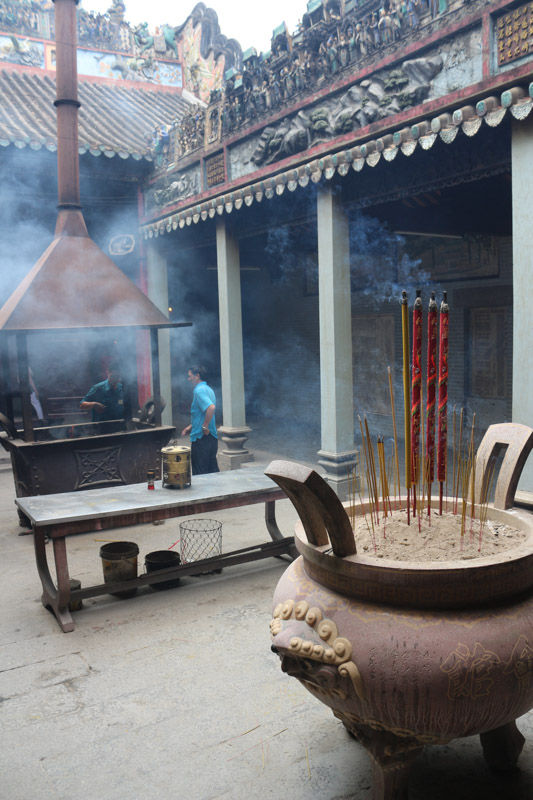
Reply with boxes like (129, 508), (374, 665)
(205, 152), (225, 188)
(496, 2), (533, 66)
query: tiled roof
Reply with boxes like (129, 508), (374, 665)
(0, 68), (188, 160)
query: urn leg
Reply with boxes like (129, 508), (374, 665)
(480, 721), (525, 771)
(369, 745), (423, 800)
(343, 720), (423, 800)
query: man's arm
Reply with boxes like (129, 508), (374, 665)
(80, 386), (105, 414)
(201, 404), (215, 435)
(80, 400), (106, 413)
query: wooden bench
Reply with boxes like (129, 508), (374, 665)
(16, 467), (294, 632)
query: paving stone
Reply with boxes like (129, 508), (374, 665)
(0, 451), (532, 800)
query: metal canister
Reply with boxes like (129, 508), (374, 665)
(161, 444), (191, 489)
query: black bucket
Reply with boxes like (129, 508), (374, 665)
(100, 541), (139, 598)
(145, 550), (182, 590)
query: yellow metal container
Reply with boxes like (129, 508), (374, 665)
(161, 445), (191, 489)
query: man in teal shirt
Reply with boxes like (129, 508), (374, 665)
(80, 362), (129, 431)
(181, 365), (219, 474)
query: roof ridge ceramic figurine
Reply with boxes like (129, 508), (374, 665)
(266, 422), (533, 799)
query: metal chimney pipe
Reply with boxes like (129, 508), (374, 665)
(52, 0), (88, 237)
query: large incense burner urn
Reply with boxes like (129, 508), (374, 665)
(266, 424), (533, 799)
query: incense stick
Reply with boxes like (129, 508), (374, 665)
(454, 407), (464, 514)
(388, 366), (401, 509)
(411, 289), (423, 517)
(437, 292), (449, 515)
(401, 291), (411, 525)
(425, 291), (438, 518)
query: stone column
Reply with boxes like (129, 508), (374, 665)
(316, 185), (356, 498)
(216, 219), (253, 468)
(512, 116), (533, 494)
(146, 242), (172, 427)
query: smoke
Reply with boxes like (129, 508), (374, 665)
(242, 334), (321, 462)
(264, 225), (299, 285)
(0, 144), (155, 419)
(166, 241), (220, 421)
(349, 211), (434, 305)
(0, 150), (57, 306)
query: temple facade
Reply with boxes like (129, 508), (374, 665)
(2, 0), (533, 495)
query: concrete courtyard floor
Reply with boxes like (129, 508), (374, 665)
(1, 439), (533, 799)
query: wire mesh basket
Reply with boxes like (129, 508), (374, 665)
(179, 518), (222, 564)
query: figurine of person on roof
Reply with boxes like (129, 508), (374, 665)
(327, 36), (338, 73)
(378, 8), (393, 45)
(407, 0), (420, 29)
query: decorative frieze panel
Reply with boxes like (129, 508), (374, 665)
(141, 83), (533, 235)
(248, 55), (445, 168)
(145, 167), (201, 211)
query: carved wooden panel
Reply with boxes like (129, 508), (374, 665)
(403, 235), (499, 282)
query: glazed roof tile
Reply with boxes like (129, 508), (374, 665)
(0, 68), (188, 159)
(140, 83), (533, 236)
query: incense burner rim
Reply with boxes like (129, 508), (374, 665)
(294, 502), (533, 610)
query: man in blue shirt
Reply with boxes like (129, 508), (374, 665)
(181, 364), (219, 475)
(80, 362), (129, 431)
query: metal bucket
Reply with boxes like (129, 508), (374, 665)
(145, 550), (181, 590)
(99, 541), (139, 598)
(162, 444), (191, 489)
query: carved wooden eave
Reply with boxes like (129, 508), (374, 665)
(140, 83), (533, 238)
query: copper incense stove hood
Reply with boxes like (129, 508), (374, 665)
(0, 0), (190, 512)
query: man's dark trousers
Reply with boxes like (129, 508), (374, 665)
(191, 435), (219, 475)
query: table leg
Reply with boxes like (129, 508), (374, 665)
(265, 500), (283, 541)
(33, 528), (74, 633)
(265, 501), (298, 559)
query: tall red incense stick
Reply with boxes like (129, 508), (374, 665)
(437, 292), (449, 514)
(410, 289), (422, 515)
(426, 292), (438, 515)
(401, 291), (411, 525)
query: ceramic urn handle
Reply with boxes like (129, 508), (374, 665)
(265, 459), (357, 557)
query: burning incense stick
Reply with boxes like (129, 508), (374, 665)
(364, 416), (380, 523)
(437, 292), (449, 514)
(478, 459), (497, 552)
(401, 291), (411, 524)
(388, 366), (401, 509)
(377, 436), (392, 520)
(411, 289), (423, 516)
(425, 292), (438, 515)
(452, 405), (456, 514)
(454, 407), (464, 513)
(470, 413), (477, 530)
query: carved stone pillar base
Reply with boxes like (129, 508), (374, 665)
(317, 449), (358, 500)
(217, 426), (254, 470)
